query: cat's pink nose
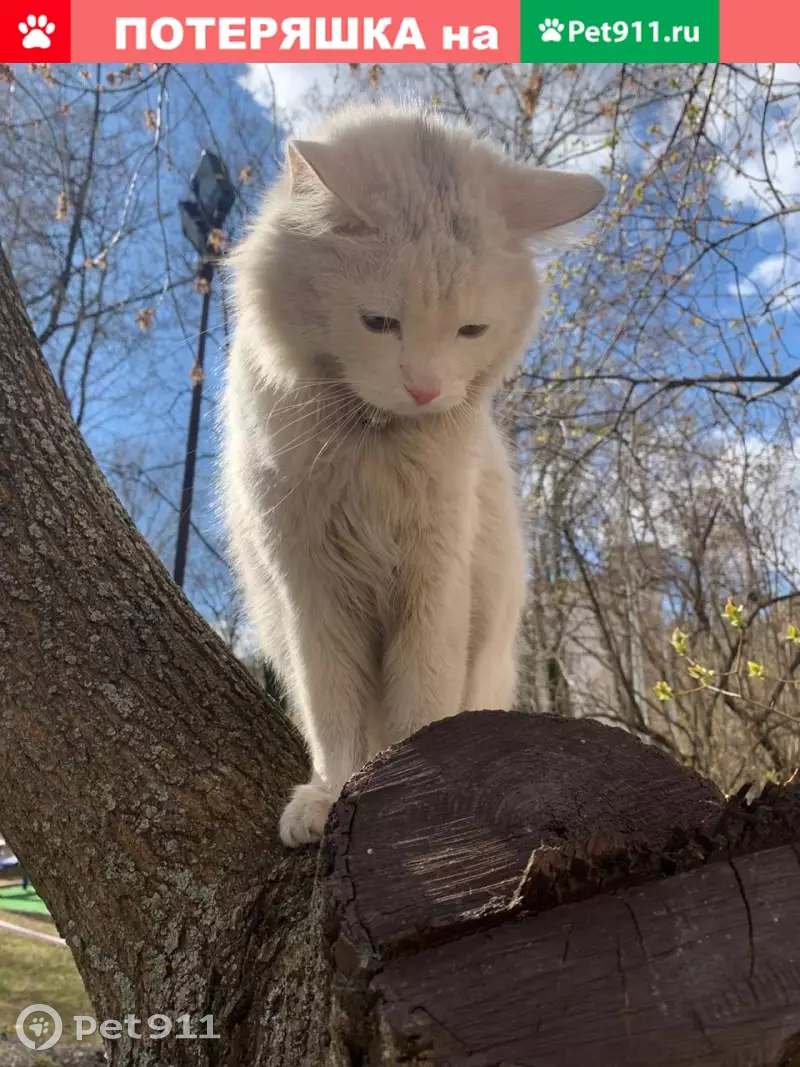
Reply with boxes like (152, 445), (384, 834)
(406, 385), (440, 406)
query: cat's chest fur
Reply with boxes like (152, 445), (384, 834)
(256, 408), (485, 608)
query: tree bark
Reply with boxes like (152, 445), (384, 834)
(2, 248), (800, 1067)
(325, 711), (800, 1066)
(0, 247), (332, 1065)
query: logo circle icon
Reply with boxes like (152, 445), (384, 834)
(16, 1004), (63, 1051)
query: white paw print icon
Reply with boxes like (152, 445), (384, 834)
(539, 17), (565, 42)
(18, 14), (56, 49)
(29, 1016), (50, 1038)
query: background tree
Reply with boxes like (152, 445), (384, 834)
(0, 62), (281, 651)
(3, 61), (799, 787)
(247, 60), (800, 788)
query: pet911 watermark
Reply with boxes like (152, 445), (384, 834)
(559, 19), (700, 44)
(521, 0), (717, 61)
(16, 1005), (219, 1051)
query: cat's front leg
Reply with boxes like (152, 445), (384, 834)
(463, 459), (526, 712)
(462, 544), (524, 711)
(277, 584), (378, 848)
(382, 536), (471, 746)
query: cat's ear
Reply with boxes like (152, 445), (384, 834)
(287, 140), (341, 196)
(287, 140), (374, 227)
(497, 164), (605, 238)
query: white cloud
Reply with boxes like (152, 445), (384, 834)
(241, 64), (335, 123)
(241, 64), (422, 130)
(705, 66), (800, 213)
(727, 277), (757, 297)
(242, 63), (619, 179)
(752, 253), (791, 287)
(719, 139), (800, 211)
(243, 64), (800, 201)
(727, 251), (800, 309)
(767, 63), (800, 86)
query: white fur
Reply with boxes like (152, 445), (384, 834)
(221, 103), (603, 847)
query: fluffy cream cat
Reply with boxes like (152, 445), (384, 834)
(222, 103), (603, 847)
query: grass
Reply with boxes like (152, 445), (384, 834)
(0, 886), (50, 917)
(0, 918), (98, 1044)
(0, 913), (55, 935)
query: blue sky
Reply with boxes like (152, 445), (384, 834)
(5, 64), (282, 634)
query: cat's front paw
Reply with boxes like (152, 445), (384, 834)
(279, 782), (334, 847)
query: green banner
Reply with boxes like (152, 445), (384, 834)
(521, 0), (720, 61)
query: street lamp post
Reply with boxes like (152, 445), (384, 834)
(174, 151), (235, 589)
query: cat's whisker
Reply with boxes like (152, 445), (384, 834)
(268, 399), (364, 461)
(268, 383), (359, 422)
(260, 406), (366, 516)
(321, 402), (371, 468)
(308, 403), (365, 477)
(267, 414), (350, 462)
(270, 382), (344, 408)
(269, 390), (352, 428)
(275, 381), (353, 401)
(352, 413), (373, 467)
(258, 472), (306, 521)
(285, 379), (366, 390)
(265, 390), (344, 440)
(281, 383), (353, 394)
(285, 379), (352, 388)
(442, 407), (459, 438)
(288, 377), (376, 390)
(444, 406), (468, 447)
(174, 323), (227, 350)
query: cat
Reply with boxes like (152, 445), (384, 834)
(221, 102), (604, 847)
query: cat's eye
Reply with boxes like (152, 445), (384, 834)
(458, 324), (489, 338)
(361, 313), (401, 335)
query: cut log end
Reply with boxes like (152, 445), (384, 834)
(322, 711), (800, 1067)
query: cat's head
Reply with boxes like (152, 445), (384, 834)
(232, 103), (604, 418)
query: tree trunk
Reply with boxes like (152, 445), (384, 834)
(0, 247), (331, 1065)
(2, 248), (800, 1067)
